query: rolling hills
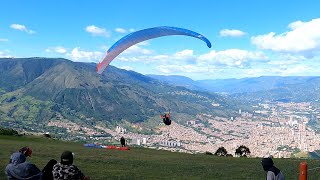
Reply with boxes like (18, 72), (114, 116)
(0, 58), (243, 133)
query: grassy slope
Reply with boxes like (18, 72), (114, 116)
(0, 135), (319, 179)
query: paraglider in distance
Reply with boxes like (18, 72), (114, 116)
(96, 26), (212, 74)
(160, 111), (171, 125)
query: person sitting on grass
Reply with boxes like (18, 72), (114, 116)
(42, 159), (58, 180)
(52, 151), (90, 180)
(6, 149), (42, 180)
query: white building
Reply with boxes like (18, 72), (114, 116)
(131, 138), (147, 146)
(159, 140), (181, 147)
(116, 126), (126, 134)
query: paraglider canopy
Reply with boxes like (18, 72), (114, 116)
(96, 26), (212, 74)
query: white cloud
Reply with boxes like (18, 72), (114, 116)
(45, 46), (67, 54)
(85, 25), (110, 37)
(67, 47), (103, 62)
(149, 49), (195, 63)
(198, 49), (268, 67)
(0, 38), (8, 42)
(273, 65), (311, 75)
(119, 66), (134, 71)
(111, 48), (271, 76)
(121, 45), (153, 55)
(115, 28), (127, 33)
(220, 29), (246, 37)
(115, 28), (135, 33)
(117, 49), (196, 64)
(251, 18), (320, 55)
(117, 56), (148, 62)
(0, 51), (12, 58)
(166, 49), (197, 64)
(10, 24), (35, 34)
(152, 55), (169, 60)
(268, 54), (306, 65)
(173, 49), (194, 60)
(288, 21), (305, 29)
(245, 68), (266, 76)
(156, 64), (208, 73)
(137, 41), (149, 46)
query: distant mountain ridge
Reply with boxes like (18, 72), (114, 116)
(147, 74), (320, 102)
(147, 74), (205, 91)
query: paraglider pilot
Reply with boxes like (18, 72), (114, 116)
(160, 112), (171, 125)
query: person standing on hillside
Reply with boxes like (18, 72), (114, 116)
(120, 136), (126, 147)
(52, 151), (90, 180)
(261, 157), (285, 180)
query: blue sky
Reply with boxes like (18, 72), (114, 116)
(1, 0), (320, 80)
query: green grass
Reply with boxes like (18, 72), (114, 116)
(1, 135), (320, 179)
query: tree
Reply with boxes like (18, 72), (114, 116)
(0, 127), (18, 136)
(215, 147), (228, 156)
(235, 145), (251, 157)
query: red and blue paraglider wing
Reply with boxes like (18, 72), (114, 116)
(96, 26), (211, 74)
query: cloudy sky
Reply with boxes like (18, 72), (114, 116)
(1, 0), (320, 80)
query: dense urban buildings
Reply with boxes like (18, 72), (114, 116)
(47, 102), (320, 158)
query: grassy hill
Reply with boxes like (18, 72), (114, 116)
(1, 135), (319, 179)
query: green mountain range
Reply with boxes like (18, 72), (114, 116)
(0, 58), (242, 131)
(148, 74), (320, 103)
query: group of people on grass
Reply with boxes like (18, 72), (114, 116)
(5, 146), (90, 180)
(5, 147), (285, 180)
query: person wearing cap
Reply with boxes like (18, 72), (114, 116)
(52, 151), (90, 180)
(261, 157), (285, 180)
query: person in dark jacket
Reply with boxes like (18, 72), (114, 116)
(6, 152), (42, 180)
(261, 157), (285, 180)
(52, 151), (90, 180)
(160, 112), (171, 125)
(42, 159), (57, 180)
(120, 137), (126, 147)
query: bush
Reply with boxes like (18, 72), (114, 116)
(0, 127), (19, 136)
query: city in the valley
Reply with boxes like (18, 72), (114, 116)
(47, 101), (320, 158)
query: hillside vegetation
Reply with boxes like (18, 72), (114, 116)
(1, 135), (319, 179)
(0, 58), (242, 131)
